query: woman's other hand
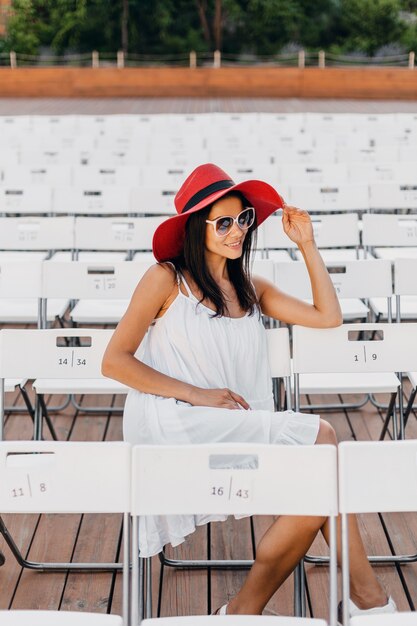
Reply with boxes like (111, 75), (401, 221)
(282, 203), (314, 246)
(189, 387), (250, 410)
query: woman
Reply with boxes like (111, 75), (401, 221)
(102, 163), (396, 620)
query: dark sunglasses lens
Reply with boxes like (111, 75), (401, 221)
(215, 217), (233, 235)
(238, 209), (254, 228)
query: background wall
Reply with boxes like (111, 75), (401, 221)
(0, 67), (416, 99)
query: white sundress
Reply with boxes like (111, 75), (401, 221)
(123, 271), (320, 557)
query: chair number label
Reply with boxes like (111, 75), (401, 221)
(354, 347), (377, 363)
(10, 475), (47, 499)
(58, 350), (87, 367)
(92, 277), (116, 291)
(209, 475), (252, 503)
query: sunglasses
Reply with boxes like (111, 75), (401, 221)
(205, 207), (255, 238)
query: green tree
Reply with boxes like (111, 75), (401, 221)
(337, 0), (406, 55)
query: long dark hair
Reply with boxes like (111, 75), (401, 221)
(169, 191), (258, 317)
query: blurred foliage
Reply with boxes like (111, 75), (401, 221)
(0, 0), (416, 57)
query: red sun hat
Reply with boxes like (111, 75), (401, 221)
(152, 163), (284, 262)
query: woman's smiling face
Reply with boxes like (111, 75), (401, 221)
(205, 194), (248, 260)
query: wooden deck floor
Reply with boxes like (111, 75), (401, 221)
(1, 383), (417, 620)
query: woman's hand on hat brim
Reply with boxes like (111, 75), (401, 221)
(188, 386), (251, 410)
(281, 203), (315, 247)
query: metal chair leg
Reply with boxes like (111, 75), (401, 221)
(0, 514), (123, 572)
(294, 560), (306, 617)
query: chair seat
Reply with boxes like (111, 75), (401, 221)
(50, 251), (127, 262)
(0, 298), (68, 323)
(70, 299), (129, 324)
(295, 248), (367, 263)
(370, 296), (417, 320)
(33, 378), (130, 395)
(299, 372), (400, 395)
(0, 611), (123, 625)
(142, 616), (327, 624)
(4, 378), (26, 393)
(374, 247), (417, 261)
(339, 298), (369, 320)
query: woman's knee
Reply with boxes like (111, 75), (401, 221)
(315, 419), (337, 446)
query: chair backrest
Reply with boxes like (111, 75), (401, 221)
(131, 442), (337, 517)
(0, 328), (114, 379)
(41, 260), (151, 300)
(2, 164), (73, 187)
(369, 182), (417, 210)
(394, 258), (417, 296)
(274, 259), (392, 299)
(362, 213), (417, 247)
(350, 615), (417, 625)
(292, 322), (417, 375)
(0, 612), (123, 625)
(0, 440), (130, 514)
(0, 216), (74, 251)
(142, 618), (327, 625)
(54, 186), (131, 215)
(339, 440), (417, 626)
(0, 185), (52, 215)
(265, 327), (291, 378)
(74, 216), (164, 252)
(289, 183), (369, 212)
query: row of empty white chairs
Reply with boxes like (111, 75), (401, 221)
(2, 254), (417, 327)
(2, 182), (417, 215)
(1, 213), (417, 264)
(2, 436), (417, 624)
(2, 162), (417, 188)
(1, 321), (417, 444)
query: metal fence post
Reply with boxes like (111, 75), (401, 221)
(298, 49), (305, 68)
(10, 51), (16, 68)
(213, 49), (221, 68)
(189, 50), (197, 68)
(318, 50), (325, 68)
(409, 51), (415, 69)
(92, 50), (99, 68)
(117, 50), (124, 68)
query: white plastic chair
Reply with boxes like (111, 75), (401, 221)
(292, 323), (417, 440)
(288, 183), (369, 213)
(132, 442), (337, 625)
(362, 214), (417, 261)
(41, 259), (152, 325)
(369, 182), (417, 211)
(293, 213), (361, 263)
(74, 216), (165, 259)
(0, 259), (68, 325)
(0, 185), (52, 215)
(274, 259), (392, 322)
(0, 328), (129, 441)
(53, 186), (131, 215)
(339, 440), (417, 625)
(392, 259), (417, 431)
(0, 440), (130, 625)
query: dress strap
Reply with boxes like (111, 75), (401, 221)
(179, 273), (195, 299)
(163, 261), (181, 289)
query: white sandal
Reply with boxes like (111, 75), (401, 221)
(211, 604), (227, 615)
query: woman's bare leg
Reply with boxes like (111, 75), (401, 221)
(226, 419), (334, 615)
(226, 419), (387, 615)
(321, 515), (387, 609)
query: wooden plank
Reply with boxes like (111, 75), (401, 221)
(159, 526), (208, 617)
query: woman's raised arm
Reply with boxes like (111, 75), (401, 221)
(255, 204), (343, 328)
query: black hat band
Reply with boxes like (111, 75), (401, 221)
(181, 179), (235, 213)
